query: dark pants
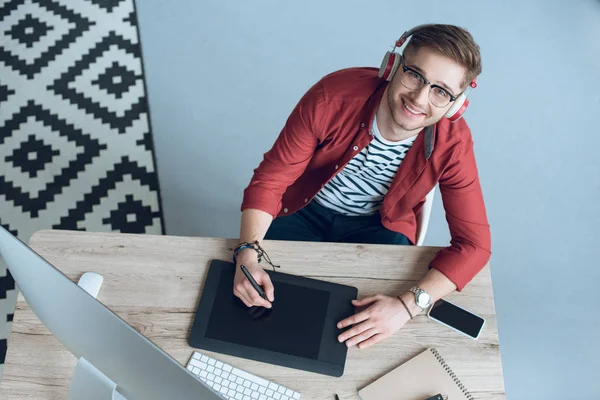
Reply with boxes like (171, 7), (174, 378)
(265, 200), (412, 245)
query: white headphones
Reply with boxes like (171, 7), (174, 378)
(378, 24), (477, 122)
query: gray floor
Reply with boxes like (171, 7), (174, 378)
(134, 0), (600, 398)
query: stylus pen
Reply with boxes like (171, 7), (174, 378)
(240, 265), (269, 301)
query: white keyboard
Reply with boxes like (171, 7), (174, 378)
(186, 351), (301, 400)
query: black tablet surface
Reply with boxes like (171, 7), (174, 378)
(188, 259), (358, 377)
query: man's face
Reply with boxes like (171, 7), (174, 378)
(385, 47), (468, 133)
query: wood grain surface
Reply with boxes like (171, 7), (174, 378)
(0, 230), (505, 399)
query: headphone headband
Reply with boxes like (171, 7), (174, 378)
(392, 24), (477, 89)
(393, 24), (437, 48)
(379, 24), (478, 122)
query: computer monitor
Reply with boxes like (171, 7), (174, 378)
(0, 226), (222, 400)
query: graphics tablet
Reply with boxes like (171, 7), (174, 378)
(188, 259), (358, 377)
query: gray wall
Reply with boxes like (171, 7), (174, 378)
(135, 1), (600, 398)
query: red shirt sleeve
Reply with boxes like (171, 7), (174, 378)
(241, 81), (326, 217)
(429, 135), (492, 291)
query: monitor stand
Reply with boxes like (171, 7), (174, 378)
(68, 357), (127, 400)
(66, 273), (127, 400)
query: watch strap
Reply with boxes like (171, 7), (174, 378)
(409, 286), (431, 308)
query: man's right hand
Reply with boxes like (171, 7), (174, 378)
(233, 249), (275, 308)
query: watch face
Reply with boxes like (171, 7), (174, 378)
(416, 292), (431, 307)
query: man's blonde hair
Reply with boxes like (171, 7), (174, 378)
(404, 24), (482, 89)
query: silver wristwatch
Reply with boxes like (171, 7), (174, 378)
(409, 286), (432, 309)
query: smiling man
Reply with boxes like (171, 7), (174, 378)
(233, 24), (491, 349)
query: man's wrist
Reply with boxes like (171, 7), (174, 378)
(233, 240), (280, 270)
(399, 291), (425, 317)
(235, 247), (259, 265)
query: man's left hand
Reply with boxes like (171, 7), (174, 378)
(336, 294), (411, 349)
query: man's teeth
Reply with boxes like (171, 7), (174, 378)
(404, 101), (423, 115)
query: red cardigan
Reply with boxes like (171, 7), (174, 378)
(241, 67), (491, 291)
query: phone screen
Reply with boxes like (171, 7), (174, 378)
(428, 299), (485, 339)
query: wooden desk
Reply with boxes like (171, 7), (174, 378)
(0, 230), (505, 399)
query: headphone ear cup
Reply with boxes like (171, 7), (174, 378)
(378, 52), (402, 81)
(445, 94), (470, 122)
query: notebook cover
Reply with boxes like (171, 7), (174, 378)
(358, 348), (472, 400)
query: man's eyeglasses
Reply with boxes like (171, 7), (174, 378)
(399, 58), (459, 108)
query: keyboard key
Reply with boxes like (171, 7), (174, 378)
(191, 360), (206, 370)
(232, 368), (271, 388)
(187, 352), (301, 400)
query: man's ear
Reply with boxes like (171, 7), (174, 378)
(461, 72), (476, 93)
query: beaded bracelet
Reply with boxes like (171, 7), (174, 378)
(231, 240), (280, 270)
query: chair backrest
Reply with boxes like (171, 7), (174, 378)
(416, 187), (436, 246)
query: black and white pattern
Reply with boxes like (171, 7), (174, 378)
(315, 115), (416, 216)
(0, 0), (165, 375)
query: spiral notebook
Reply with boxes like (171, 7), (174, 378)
(358, 348), (473, 400)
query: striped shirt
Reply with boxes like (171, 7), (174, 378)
(314, 116), (416, 216)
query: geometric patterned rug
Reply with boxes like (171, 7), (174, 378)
(0, 0), (165, 379)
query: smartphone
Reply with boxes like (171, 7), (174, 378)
(427, 298), (485, 339)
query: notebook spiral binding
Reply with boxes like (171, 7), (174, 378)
(430, 348), (474, 400)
